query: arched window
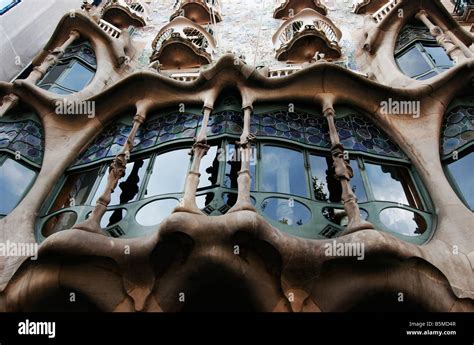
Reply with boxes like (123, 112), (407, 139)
(441, 97), (474, 211)
(0, 114), (43, 217)
(39, 103), (433, 244)
(37, 41), (96, 94)
(395, 19), (453, 80)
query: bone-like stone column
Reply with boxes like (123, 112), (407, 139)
(72, 102), (149, 235)
(415, 10), (472, 62)
(228, 106), (256, 213)
(322, 106), (374, 236)
(173, 106), (213, 215)
(0, 30), (81, 117)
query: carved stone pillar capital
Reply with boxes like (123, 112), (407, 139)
(323, 107), (336, 118)
(236, 133), (256, 149)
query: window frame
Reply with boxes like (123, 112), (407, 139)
(0, 0), (20, 15)
(37, 42), (96, 95)
(440, 98), (474, 212)
(395, 41), (453, 80)
(38, 106), (434, 243)
(0, 153), (38, 217)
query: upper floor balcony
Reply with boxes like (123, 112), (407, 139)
(371, 0), (399, 24)
(452, 0), (474, 23)
(273, 0), (327, 19)
(272, 8), (342, 63)
(150, 16), (217, 70)
(170, 0), (222, 25)
(353, 0), (390, 14)
(101, 0), (148, 28)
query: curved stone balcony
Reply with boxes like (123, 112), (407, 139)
(273, 0), (327, 19)
(170, 0), (222, 25)
(353, 0), (390, 14)
(150, 16), (217, 70)
(101, 0), (148, 28)
(272, 8), (342, 62)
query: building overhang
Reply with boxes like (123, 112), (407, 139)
(275, 30), (342, 62)
(151, 16), (216, 69)
(272, 8), (342, 62)
(101, 2), (146, 28)
(353, 0), (390, 14)
(170, 0), (222, 25)
(273, 0), (327, 19)
(150, 35), (212, 70)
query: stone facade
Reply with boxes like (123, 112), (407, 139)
(0, 0), (473, 312)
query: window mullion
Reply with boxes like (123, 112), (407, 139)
(358, 157), (375, 202)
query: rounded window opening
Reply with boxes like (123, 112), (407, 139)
(37, 41), (97, 94)
(441, 97), (474, 211)
(395, 19), (454, 80)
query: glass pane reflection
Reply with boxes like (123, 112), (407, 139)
(145, 149), (189, 197)
(196, 193), (214, 209)
(261, 197), (311, 226)
(51, 167), (100, 211)
(224, 144), (256, 191)
(260, 146), (308, 197)
(42, 211), (77, 237)
(380, 208), (427, 236)
(56, 61), (94, 92)
(447, 151), (474, 210)
(396, 46), (431, 78)
(135, 199), (179, 226)
(101, 209), (127, 228)
(0, 158), (36, 215)
(199, 145), (219, 189)
(365, 162), (422, 209)
(93, 158), (149, 205)
(425, 46), (453, 68)
(309, 155), (367, 203)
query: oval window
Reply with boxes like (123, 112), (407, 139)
(261, 197), (311, 226)
(42, 211), (78, 237)
(379, 208), (427, 237)
(135, 199), (179, 226)
(322, 207), (368, 225)
(86, 209), (128, 228)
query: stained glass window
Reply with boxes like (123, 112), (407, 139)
(441, 104), (474, 158)
(73, 108), (406, 169)
(442, 101), (474, 211)
(0, 120), (44, 165)
(252, 110), (405, 159)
